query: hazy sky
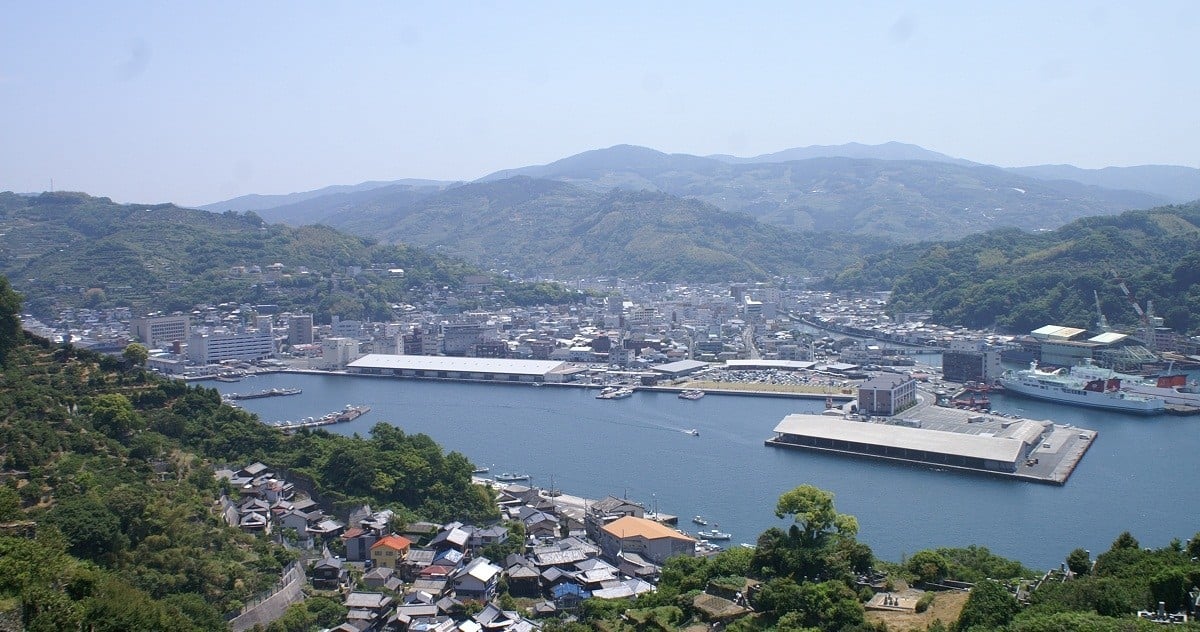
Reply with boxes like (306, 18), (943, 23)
(3, 2), (1197, 206)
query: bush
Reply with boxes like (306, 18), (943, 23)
(916, 591), (935, 613)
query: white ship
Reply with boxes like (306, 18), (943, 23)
(1069, 361), (1200, 408)
(998, 361), (1166, 415)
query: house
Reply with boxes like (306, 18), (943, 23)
(452, 557), (502, 601)
(597, 515), (695, 565)
(371, 534), (413, 569)
(343, 527), (380, 562)
(429, 525), (471, 552)
(583, 495), (645, 542)
(363, 566), (403, 593)
(469, 525), (510, 552)
(343, 592), (393, 630)
(310, 556), (348, 590)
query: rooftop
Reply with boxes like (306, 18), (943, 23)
(347, 353), (565, 376)
(601, 516), (696, 542)
(772, 414), (1027, 464)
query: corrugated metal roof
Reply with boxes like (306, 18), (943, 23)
(1088, 332), (1128, 344)
(347, 354), (565, 376)
(772, 414), (1024, 463)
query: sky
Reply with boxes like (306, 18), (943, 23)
(2, 1), (1198, 206)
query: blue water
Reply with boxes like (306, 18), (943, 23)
(214, 372), (1200, 570)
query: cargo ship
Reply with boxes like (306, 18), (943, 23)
(998, 362), (1165, 414)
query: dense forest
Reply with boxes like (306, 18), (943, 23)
(0, 191), (583, 322)
(827, 201), (1200, 334)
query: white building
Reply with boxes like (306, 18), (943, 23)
(130, 315), (190, 348)
(315, 337), (361, 370)
(187, 329), (275, 365)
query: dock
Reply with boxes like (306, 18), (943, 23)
(766, 403), (1096, 485)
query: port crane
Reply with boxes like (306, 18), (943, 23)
(1110, 269), (1160, 351)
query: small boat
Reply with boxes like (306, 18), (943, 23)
(678, 389), (705, 400)
(697, 529), (732, 541)
(597, 387), (634, 400)
(684, 428), (699, 436)
(692, 516), (708, 525)
(472, 466), (490, 474)
(494, 473), (530, 482)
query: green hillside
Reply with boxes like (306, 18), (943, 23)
(0, 191), (576, 321)
(330, 177), (890, 281)
(476, 146), (1164, 239)
(0, 279), (495, 629)
(828, 202), (1200, 334)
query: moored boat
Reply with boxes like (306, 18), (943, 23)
(494, 472), (530, 482)
(998, 361), (1165, 414)
(697, 529), (732, 541)
(678, 389), (705, 400)
(1069, 361), (1200, 408)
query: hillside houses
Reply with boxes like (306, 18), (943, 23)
(218, 463), (710, 632)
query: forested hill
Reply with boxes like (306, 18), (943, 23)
(828, 201), (1200, 334)
(327, 176), (891, 281)
(0, 277), (496, 629)
(0, 191), (574, 321)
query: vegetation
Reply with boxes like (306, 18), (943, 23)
(827, 201), (1200, 334)
(318, 177), (895, 282)
(0, 191), (582, 321)
(0, 275), (496, 629)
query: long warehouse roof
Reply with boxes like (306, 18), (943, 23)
(772, 414), (1026, 463)
(346, 354), (566, 376)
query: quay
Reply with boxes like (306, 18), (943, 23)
(765, 405), (1096, 485)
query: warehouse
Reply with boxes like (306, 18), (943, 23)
(766, 413), (1038, 474)
(345, 354), (579, 383)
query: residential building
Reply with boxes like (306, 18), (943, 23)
(288, 314), (314, 346)
(370, 534), (413, 569)
(596, 516), (695, 565)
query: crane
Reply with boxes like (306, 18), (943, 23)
(1110, 269), (1158, 351)
(1093, 290), (1109, 332)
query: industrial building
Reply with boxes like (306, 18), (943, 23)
(345, 354), (581, 383)
(767, 413), (1045, 475)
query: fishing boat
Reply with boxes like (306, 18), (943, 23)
(472, 466), (490, 474)
(697, 529), (732, 541)
(678, 389), (705, 400)
(998, 361), (1165, 414)
(692, 516), (708, 525)
(684, 428), (699, 436)
(494, 472), (530, 482)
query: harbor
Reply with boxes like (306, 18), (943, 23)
(212, 370), (1200, 569)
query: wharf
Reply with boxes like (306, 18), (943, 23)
(766, 400), (1096, 485)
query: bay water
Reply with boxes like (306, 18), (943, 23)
(214, 371), (1200, 570)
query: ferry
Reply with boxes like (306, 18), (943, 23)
(1069, 361), (1200, 408)
(678, 389), (705, 400)
(998, 361), (1166, 414)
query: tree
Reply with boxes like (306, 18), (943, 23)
(955, 579), (1018, 632)
(775, 485), (858, 545)
(1111, 531), (1139, 551)
(1066, 548), (1091, 576)
(908, 550), (950, 584)
(0, 275), (22, 366)
(88, 393), (143, 439)
(122, 342), (149, 368)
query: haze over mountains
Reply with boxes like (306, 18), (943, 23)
(193, 142), (1199, 279)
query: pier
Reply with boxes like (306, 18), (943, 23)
(766, 403), (1096, 485)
